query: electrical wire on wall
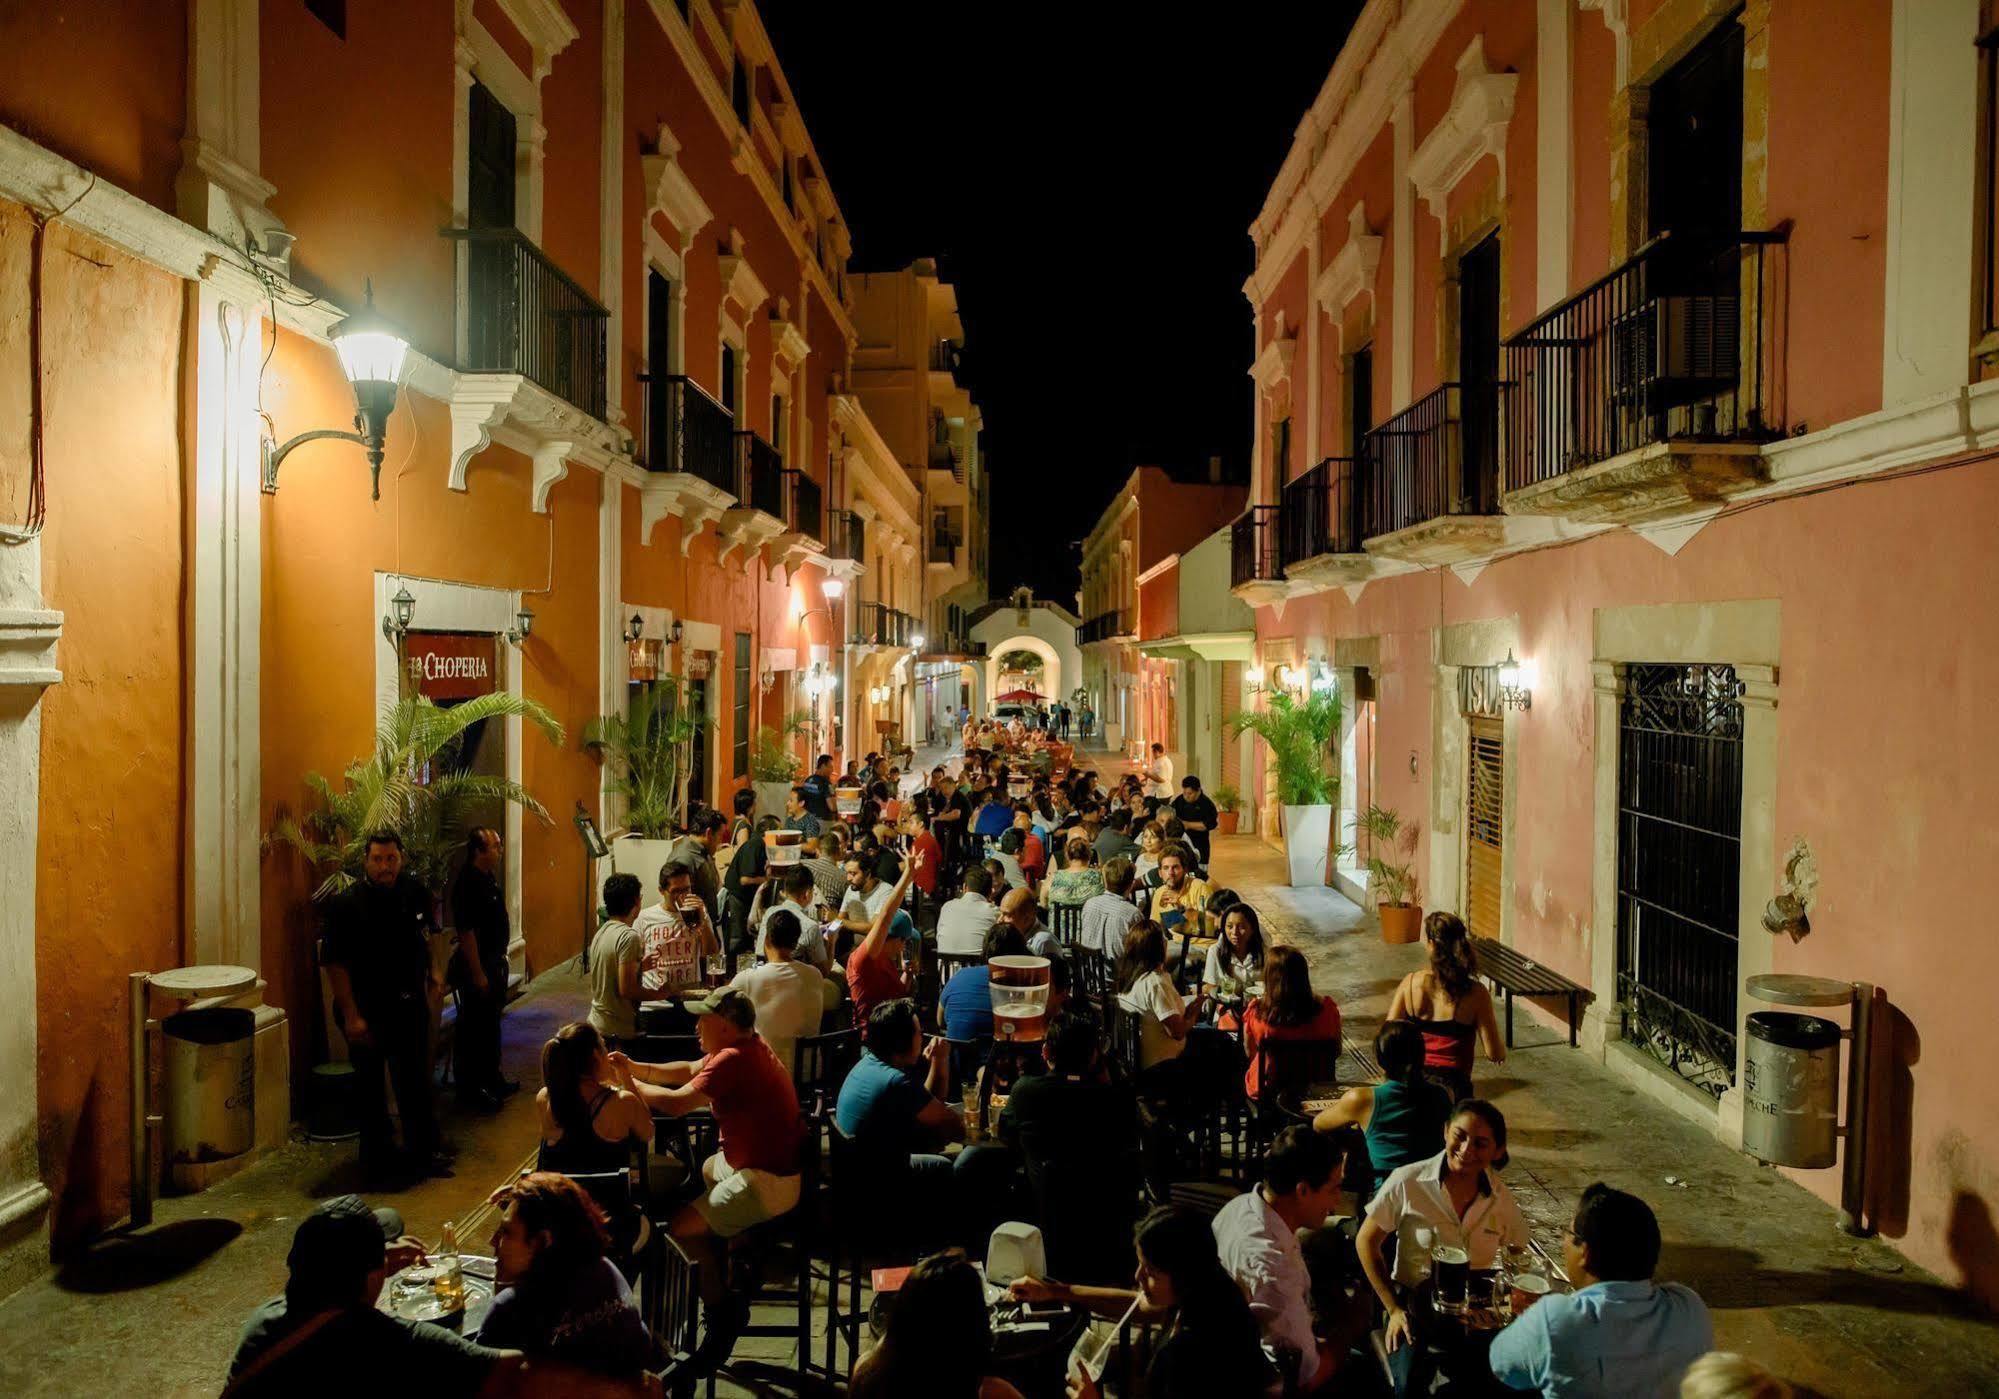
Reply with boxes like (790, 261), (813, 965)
(3, 173), (96, 546)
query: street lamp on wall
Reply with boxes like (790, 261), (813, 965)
(820, 576), (846, 600)
(625, 613), (644, 643)
(505, 605), (535, 647)
(262, 284), (410, 501)
(1497, 649), (1537, 711)
(382, 584), (416, 644)
(669, 618), (684, 647)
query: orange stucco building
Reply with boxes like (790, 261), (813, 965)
(1228, 0), (1998, 1288)
(0, 0), (946, 1266)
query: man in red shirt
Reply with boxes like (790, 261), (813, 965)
(846, 851), (923, 1030)
(618, 988), (802, 1248)
(901, 810), (941, 897)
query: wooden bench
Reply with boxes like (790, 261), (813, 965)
(1471, 935), (1589, 1048)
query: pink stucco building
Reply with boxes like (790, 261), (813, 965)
(1232, 0), (1999, 1288)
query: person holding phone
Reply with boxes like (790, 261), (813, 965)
(1010, 1206), (1275, 1399)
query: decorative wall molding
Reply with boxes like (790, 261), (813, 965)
(642, 122), (714, 248)
(446, 373), (624, 505)
(1249, 333), (1297, 391)
(1314, 203), (1383, 320)
(1407, 36), (1518, 234)
(494, 0), (581, 78)
(1579, 0), (1631, 86)
(637, 470), (732, 551)
(718, 228), (770, 315)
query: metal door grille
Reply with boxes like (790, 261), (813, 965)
(1616, 662), (1746, 1098)
(1465, 718), (1503, 940)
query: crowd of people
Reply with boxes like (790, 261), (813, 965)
(284, 727), (1790, 1399)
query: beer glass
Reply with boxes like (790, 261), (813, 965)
(1431, 1244), (1470, 1314)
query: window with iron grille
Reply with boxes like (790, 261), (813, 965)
(1615, 662), (1746, 1099)
(1465, 716), (1504, 941)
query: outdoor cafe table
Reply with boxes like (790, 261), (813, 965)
(378, 1254), (498, 1334)
(869, 1281), (1088, 1397)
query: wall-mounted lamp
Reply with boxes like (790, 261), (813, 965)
(382, 584), (416, 643)
(1309, 660), (1338, 694)
(1497, 649), (1537, 711)
(911, 631), (927, 651)
(506, 605), (535, 647)
(821, 576), (846, 601)
(802, 663), (838, 700)
(758, 665), (776, 694)
(669, 618), (684, 647)
(1244, 664), (1266, 691)
(625, 613), (644, 643)
(262, 283), (410, 501)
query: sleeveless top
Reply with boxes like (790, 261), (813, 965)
(537, 1088), (636, 1175)
(1367, 1077), (1455, 1177)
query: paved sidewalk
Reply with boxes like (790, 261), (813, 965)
(1205, 832), (1999, 1398)
(0, 966), (591, 1397)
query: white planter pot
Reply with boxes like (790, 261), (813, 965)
(1282, 803), (1333, 888)
(752, 781), (794, 824)
(611, 836), (676, 885)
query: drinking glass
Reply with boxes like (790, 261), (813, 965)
(1431, 1244), (1470, 1314)
(1465, 1269), (1496, 1314)
(1408, 1225), (1438, 1284)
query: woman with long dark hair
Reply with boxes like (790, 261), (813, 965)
(1011, 1206), (1276, 1398)
(1313, 1020), (1455, 1201)
(1240, 945), (1342, 1100)
(473, 1171), (651, 1375)
(849, 1250), (1024, 1398)
(1385, 911), (1505, 1102)
(1201, 902), (1267, 1006)
(535, 1021), (654, 1176)
(1114, 922), (1196, 1072)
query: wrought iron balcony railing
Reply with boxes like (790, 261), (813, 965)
(784, 468), (822, 539)
(732, 432), (785, 517)
(1281, 456), (1366, 563)
(854, 602), (915, 648)
(444, 226), (608, 419)
(1363, 382), (1498, 538)
(637, 374), (735, 491)
(825, 508), (865, 562)
(1230, 506), (1283, 588)
(1502, 229), (1787, 491)
(1076, 610), (1131, 645)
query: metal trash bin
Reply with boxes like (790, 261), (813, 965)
(1742, 1010), (1840, 1168)
(163, 1006), (256, 1171)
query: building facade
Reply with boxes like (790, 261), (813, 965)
(0, 0), (930, 1264)
(1230, 0), (1993, 1278)
(1078, 465), (1247, 753)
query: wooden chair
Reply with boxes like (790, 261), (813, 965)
(650, 1234), (704, 1399)
(1075, 949), (1117, 1019)
(935, 949), (983, 987)
(792, 1027), (861, 1102)
(1248, 1036), (1343, 1171)
(1048, 901), (1083, 950)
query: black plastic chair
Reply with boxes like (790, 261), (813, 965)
(792, 1027), (861, 1102)
(1048, 901), (1083, 950)
(710, 1110), (820, 1393)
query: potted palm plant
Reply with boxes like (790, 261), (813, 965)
(1361, 802), (1423, 943)
(584, 679), (703, 881)
(1227, 686), (1341, 887)
(1212, 782), (1242, 835)
(750, 711), (812, 821)
(267, 693), (564, 904)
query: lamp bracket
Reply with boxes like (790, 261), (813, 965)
(263, 422), (386, 500)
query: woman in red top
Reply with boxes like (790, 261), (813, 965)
(1384, 911), (1504, 1103)
(1242, 945), (1342, 1100)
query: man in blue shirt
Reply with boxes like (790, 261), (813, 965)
(799, 753), (836, 821)
(971, 788), (1014, 839)
(1489, 1182), (1713, 1398)
(938, 925), (1029, 1041)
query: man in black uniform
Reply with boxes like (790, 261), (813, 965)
(448, 827), (517, 1111)
(325, 831), (448, 1181)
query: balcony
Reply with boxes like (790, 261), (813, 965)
(715, 430), (788, 565)
(444, 226), (608, 419)
(1501, 230), (1785, 525)
(1361, 383), (1505, 565)
(825, 508), (866, 563)
(638, 375), (735, 490)
(783, 468), (823, 541)
(1076, 610), (1132, 646)
(928, 534), (960, 568)
(854, 602), (916, 649)
(1229, 505), (1290, 609)
(1281, 456), (1373, 587)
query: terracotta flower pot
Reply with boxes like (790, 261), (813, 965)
(1216, 811), (1240, 835)
(1379, 902), (1423, 945)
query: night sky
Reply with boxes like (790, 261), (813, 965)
(762, 2), (1364, 603)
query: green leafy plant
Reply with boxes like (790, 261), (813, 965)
(1212, 782), (1241, 814)
(749, 710), (814, 783)
(1226, 685), (1341, 807)
(267, 693), (564, 900)
(584, 680), (702, 839)
(1362, 803), (1420, 907)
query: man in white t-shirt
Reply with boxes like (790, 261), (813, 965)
(1144, 742), (1175, 800)
(729, 906), (833, 1077)
(632, 862), (721, 994)
(837, 854), (895, 936)
(935, 865), (1000, 955)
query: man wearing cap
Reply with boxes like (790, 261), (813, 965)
(228, 1196), (647, 1397)
(616, 988), (803, 1268)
